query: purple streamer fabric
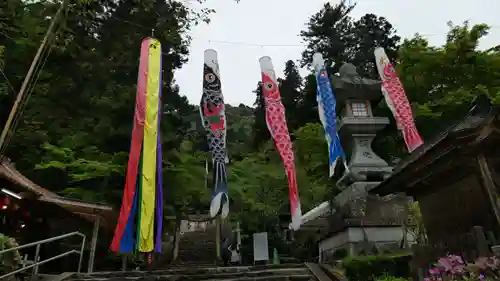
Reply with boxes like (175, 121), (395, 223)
(154, 56), (164, 253)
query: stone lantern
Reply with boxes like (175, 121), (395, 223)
(331, 63), (392, 187)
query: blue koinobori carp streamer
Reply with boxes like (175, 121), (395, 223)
(200, 49), (229, 219)
(312, 53), (346, 176)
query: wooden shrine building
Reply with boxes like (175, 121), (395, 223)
(0, 158), (116, 273)
(371, 95), (500, 258)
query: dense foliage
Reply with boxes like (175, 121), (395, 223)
(1, 0), (500, 252)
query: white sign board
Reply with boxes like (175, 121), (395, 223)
(253, 232), (269, 262)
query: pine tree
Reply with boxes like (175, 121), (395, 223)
(299, 0), (356, 74)
(299, 0), (400, 78)
(279, 60), (302, 132)
(350, 13), (401, 78)
(251, 82), (270, 149)
(298, 73), (320, 126)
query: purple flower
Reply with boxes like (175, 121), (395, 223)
(450, 264), (465, 275)
(479, 273), (485, 281)
(438, 257), (453, 271)
(448, 254), (464, 265)
(429, 267), (441, 275)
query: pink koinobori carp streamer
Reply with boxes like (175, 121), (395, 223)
(374, 47), (424, 152)
(259, 56), (302, 230)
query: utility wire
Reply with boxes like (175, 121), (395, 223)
(109, 15), (500, 48)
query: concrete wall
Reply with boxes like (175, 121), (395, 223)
(318, 226), (414, 262)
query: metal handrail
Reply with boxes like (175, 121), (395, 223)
(0, 231), (86, 280)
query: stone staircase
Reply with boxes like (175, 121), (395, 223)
(65, 264), (319, 281)
(176, 227), (216, 265)
(175, 223), (231, 265)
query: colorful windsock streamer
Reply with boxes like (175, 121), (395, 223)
(200, 49), (229, 219)
(259, 56), (302, 230)
(110, 37), (164, 254)
(374, 47), (423, 152)
(312, 53), (346, 177)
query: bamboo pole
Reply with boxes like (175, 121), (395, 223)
(0, 0), (68, 153)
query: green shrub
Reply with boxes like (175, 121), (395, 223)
(342, 254), (412, 281)
(0, 233), (21, 279)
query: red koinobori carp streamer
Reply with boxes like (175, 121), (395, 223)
(374, 47), (424, 152)
(259, 56), (302, 230)
(110, 37), (164, 254)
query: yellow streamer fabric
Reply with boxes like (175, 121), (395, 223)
(138, 38), (161, 252)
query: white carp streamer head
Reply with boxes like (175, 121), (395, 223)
(374, 47), (390, 80)
(259, 56), (277, 81)
(204, 49), (220, 76)
(312, 52), (325, 72)
(259, 56), (281, 102)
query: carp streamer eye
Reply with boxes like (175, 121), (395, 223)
(320, 71), (327, 77)
(264, 82), (275, 91)
(205, 73), (216, 83)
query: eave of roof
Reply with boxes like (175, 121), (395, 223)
(370, 95), (499, 196)
(0, 160), (53, 196)
(0, 158), (116, 229)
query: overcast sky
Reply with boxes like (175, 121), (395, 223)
(174, 0), (500, 107)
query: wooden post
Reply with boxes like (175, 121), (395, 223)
(216, 217), (221, 260)
(121, 255), (127, 271)
(172, 218), (181, 261)
(87, 216), (100, 273)
(236, 221), (241, 247)
(477, 154), (500, 229)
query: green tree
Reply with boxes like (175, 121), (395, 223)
(279, 60), (303, 132)
(0, 0), (204, 209)
(251, 82), (270, 149)
(300, 1), (400, 78)
(297, 73), (320, 126)
(350, 13), (401, 78)
(300, 0), (355, 73)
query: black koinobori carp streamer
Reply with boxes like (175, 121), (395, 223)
(200, 49), (229, 219)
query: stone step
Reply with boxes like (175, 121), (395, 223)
(70, 275), (314, 281)
(71, 269), (311, 281)
(69, 264), (313, 281)
(202, 275), (314, 281)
